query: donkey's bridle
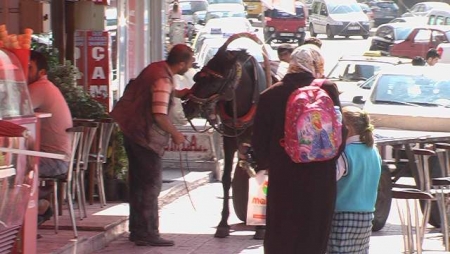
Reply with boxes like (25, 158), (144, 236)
(186, 63), (246, 137)
(187, 64), (241, 106)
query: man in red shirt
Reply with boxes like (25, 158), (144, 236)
(110, 44), (194, 247)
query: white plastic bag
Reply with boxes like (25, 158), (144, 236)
(246, 170), (268, 225)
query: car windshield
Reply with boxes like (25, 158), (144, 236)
(372, 73), (450, 107)
(205, 11), (246, 20)
(375, 2), (398, 9)
(327, 61), (393, 81)
(328, 3), (362, 14)
(180, 1), (209, 15)
(271, 6), (305, 19)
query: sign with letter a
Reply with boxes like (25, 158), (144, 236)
(74, 30), (111, 111)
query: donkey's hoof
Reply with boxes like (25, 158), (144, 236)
(214, 227), (230, 238)
(253, 227), (265, 240)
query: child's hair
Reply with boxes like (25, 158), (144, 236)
(342, 106), (374, 147)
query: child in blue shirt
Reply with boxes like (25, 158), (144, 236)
(327, 106), (382, 254)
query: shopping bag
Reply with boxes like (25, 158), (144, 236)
(246, 171), (268, 225)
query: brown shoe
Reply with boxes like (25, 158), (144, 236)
(135, 237), (175, 246)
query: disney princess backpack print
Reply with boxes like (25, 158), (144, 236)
(280, 79), (343, 163)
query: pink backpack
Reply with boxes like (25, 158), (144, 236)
(280, 79), (343, 163)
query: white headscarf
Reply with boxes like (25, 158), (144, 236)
(287, 44), (325, 78)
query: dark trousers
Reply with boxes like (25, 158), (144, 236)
(123, 135), (162, 239)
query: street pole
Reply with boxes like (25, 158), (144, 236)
(51, 0), (66, 64)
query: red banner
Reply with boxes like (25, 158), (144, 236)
(74, 30), (110, 110)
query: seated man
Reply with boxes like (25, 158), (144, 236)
(28, 51), (73, 224)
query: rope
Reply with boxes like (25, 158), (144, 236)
(179, 139), (196, 211)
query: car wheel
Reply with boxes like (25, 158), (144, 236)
(372, 168), (392, 232)
(362, 35), (369, 39)
(310, 24), (317, 37)
(369, 45), (377, 51)
(345, 35), (350, 39)
(326, 26), (334, 39)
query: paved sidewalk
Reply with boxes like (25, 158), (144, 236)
(93, 182), (448, 254)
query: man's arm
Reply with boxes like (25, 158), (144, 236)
(152, 78), (185, 145)
(27, 82), (45, 109)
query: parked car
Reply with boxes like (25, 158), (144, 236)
(179, 0), (209, 23)
(427, 9), (450, 25)
(389, 25), (450, 59)
(309, 0), (370, 39)
(192, 17), (256, 53)
(369, 23), (415, 54)
(368, 0), (399, 27)
(352, 64), (450, 131)
(402, 1), (450, 18)
(326, 51), (409, 94)
(264, 1), (307, 46)
(195, 37), (277, 68)
(389, 16), (428, 25)
(203, 3), (247, 24)
(359, 3), (374, 28)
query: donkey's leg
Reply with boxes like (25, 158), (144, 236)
(215, 137), (237, 238)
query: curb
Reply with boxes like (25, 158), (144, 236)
(159, 171), (214, 208)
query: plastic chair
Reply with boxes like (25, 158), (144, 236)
(88, 118), (115, 207)
(72, 120), (99, 218)
(39, 126), (83, 237)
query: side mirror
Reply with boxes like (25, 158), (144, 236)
(199, 20), (205, 25)
(254, 28), (259, 32)
(192, 62), (200, 69)
(352, 96), (366, 104)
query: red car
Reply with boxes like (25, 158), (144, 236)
(389, 25), (450, 59)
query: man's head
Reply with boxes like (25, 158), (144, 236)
(166, 44), (195, 75)
(28, 50), (49, 85)
(303, 37), (322, 48)
(277, 43), (294, 63)
(412, 56), (426, 66)
(426, 48), (440, 66)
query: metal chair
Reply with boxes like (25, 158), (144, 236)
(392, 187), (434, 254)
(72, 120), (99, 218)
(39, 126), (83, 237)
(88, 118), (115, 207)
(432, 143), (450, 251)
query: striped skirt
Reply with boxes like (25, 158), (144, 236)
(327, 212), (373, 254)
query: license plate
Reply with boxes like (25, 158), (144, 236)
(280, 33), (294, 36)
(348, 26), (360, 30)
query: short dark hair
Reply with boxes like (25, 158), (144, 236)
(166, 44), (193, 65)
(277, 43), (294, 55)
(412, 56), (426, 66)
(426, 48), (440, 59)
(30, 50), (49, 71)
(303, 37), (322, 48)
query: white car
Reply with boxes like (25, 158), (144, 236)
(353, 64), (450, 131)
(195, 37), (278, 69)
(203, 3), (246, 24)
(192, 17), (257, 53)
(401, 1), (450, 18)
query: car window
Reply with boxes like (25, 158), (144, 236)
(272, 6), (305, 19)
(180, 1), (209, 15)
(375, 2), (398, 10)
(311, 2), (321, 14)
(413, 29), (431, 42)
(376, 26), (394, 39)
(394, 27), (414, 40)
(446, 17), (450, 25)
(360, 75), (376, 89)
(432, 31), (448, 44)
(327, 61), (394, 81)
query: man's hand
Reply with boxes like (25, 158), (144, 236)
(171, 131), (186, 145)
(175, 88), (191, 100)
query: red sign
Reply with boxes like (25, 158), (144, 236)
(74, 30), (110, 111)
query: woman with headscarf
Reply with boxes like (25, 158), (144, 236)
(251, 44), (347, 254)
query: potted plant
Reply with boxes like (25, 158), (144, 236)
(32, 36), (129, 201)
